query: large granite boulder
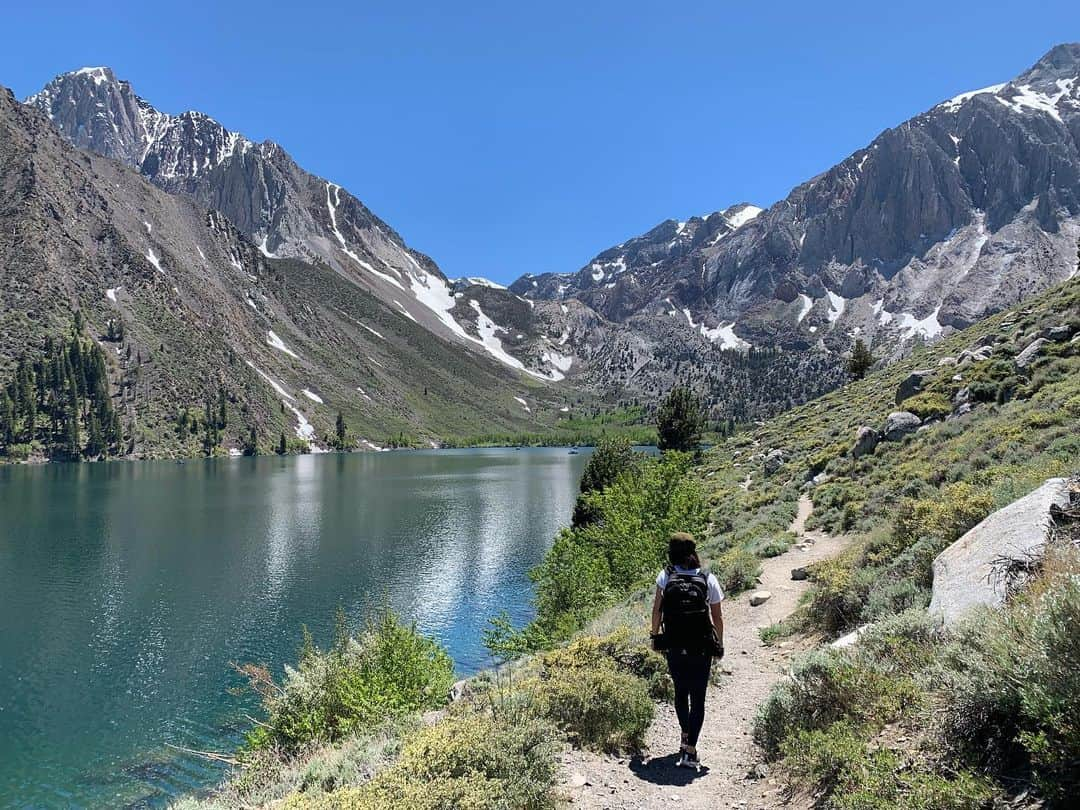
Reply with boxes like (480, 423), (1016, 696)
(883, 411), (921, 441)
(1015, 338), (1048, 370)
(928, 478), (1070, 627)
(896, 369), (933, 405)
(1042, 324), (1073, 342)
(763, 449), (786, 476)
(852, 426), (879, 458)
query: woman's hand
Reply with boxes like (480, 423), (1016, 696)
(650, 587), (664, 639)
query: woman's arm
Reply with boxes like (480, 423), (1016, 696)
(650, 587), (663, 636)
(710, 601), (724, 642)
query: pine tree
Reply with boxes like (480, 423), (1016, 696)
(109, 412), (123, 455)
(202, 394), (219, 455)
(335, 412), (347, 449)
(278, 431), (287, 455)
(656, 385), (704, 453)
(64, 411), (80, 459)
(0, 391), (13, 447)
(86, 413), (103, 459)
(218, 387), (227, 429)
(847, 338), (875, 380)
(244, 426), (258, 456)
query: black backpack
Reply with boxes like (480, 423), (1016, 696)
(661, 567), (712, 650)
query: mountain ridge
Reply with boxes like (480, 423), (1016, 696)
(0, 82), (581, 459)
(25, 66), (586, 385)
(512, 43), (1080, 358)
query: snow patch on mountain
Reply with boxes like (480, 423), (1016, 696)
(997, 80), (1074, 122)
(514, 396), (531, 413)
(873, 299), (894, 326)
(457, 276), (507, 290)
(796, 293), (813, 323)
(826, 290), (846, 324)
(469, 300), (532, 375)
(145, 248), (164, 274)
(257, 234), (276, 258)
(725, 205), (764, 229)
(73, 67), (111, 86)
(682, 308), (751, 349)
(301, 388), (324, 404)
(246, 361), (294, 400)
(940, 83), (1007, 111)
(894, 306), (944, 340)
(266, 330), (299, 359)
(285, 401), (315, 442)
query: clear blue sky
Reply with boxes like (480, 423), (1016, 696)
(3, 2), (1077, 283)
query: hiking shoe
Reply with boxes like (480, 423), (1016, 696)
(679, 750), (701, 770)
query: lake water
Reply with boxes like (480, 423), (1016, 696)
(0, 448), (593, 808)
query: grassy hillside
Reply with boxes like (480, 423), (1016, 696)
(694, 275), (1080, 807)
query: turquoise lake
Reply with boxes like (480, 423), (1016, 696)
(0, 447), (594, 807)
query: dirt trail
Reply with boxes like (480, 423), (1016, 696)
(558, 495), (845, 809)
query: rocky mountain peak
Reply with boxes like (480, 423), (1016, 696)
(1018, 42), (1080, 85)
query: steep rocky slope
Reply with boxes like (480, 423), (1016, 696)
(516, 44), (1080, 357)
(25, 67), (577, 384)
(0, 85), (574, 458)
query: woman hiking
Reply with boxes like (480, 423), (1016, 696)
(650, 532), (724, 770)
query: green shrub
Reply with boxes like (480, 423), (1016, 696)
(902, 392), (952, 421)
(783, 722), (994, 810)
(285, 713), (559, 810)
(4, 442), (32, 460)
(804, 548), (864, 633)
(714, 546), (762, 594)
(759, 615), (801, 646)
(240, 610), (455, 751)
(893, 483), (994, 546)
(862, 578), (929, 622)
(531, 635), (655, 752)
(754, 648), (918, 758)
(808, 441), (849, 475)
(853, 610), (941, 673)
(538, 631), (672, 700)
(749, 533), (792, 558)
(940, 555), (1080, 799)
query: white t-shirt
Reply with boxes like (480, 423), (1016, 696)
(656, 567), (724, 604)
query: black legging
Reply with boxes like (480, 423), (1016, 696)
(666, 651), (711, 747)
